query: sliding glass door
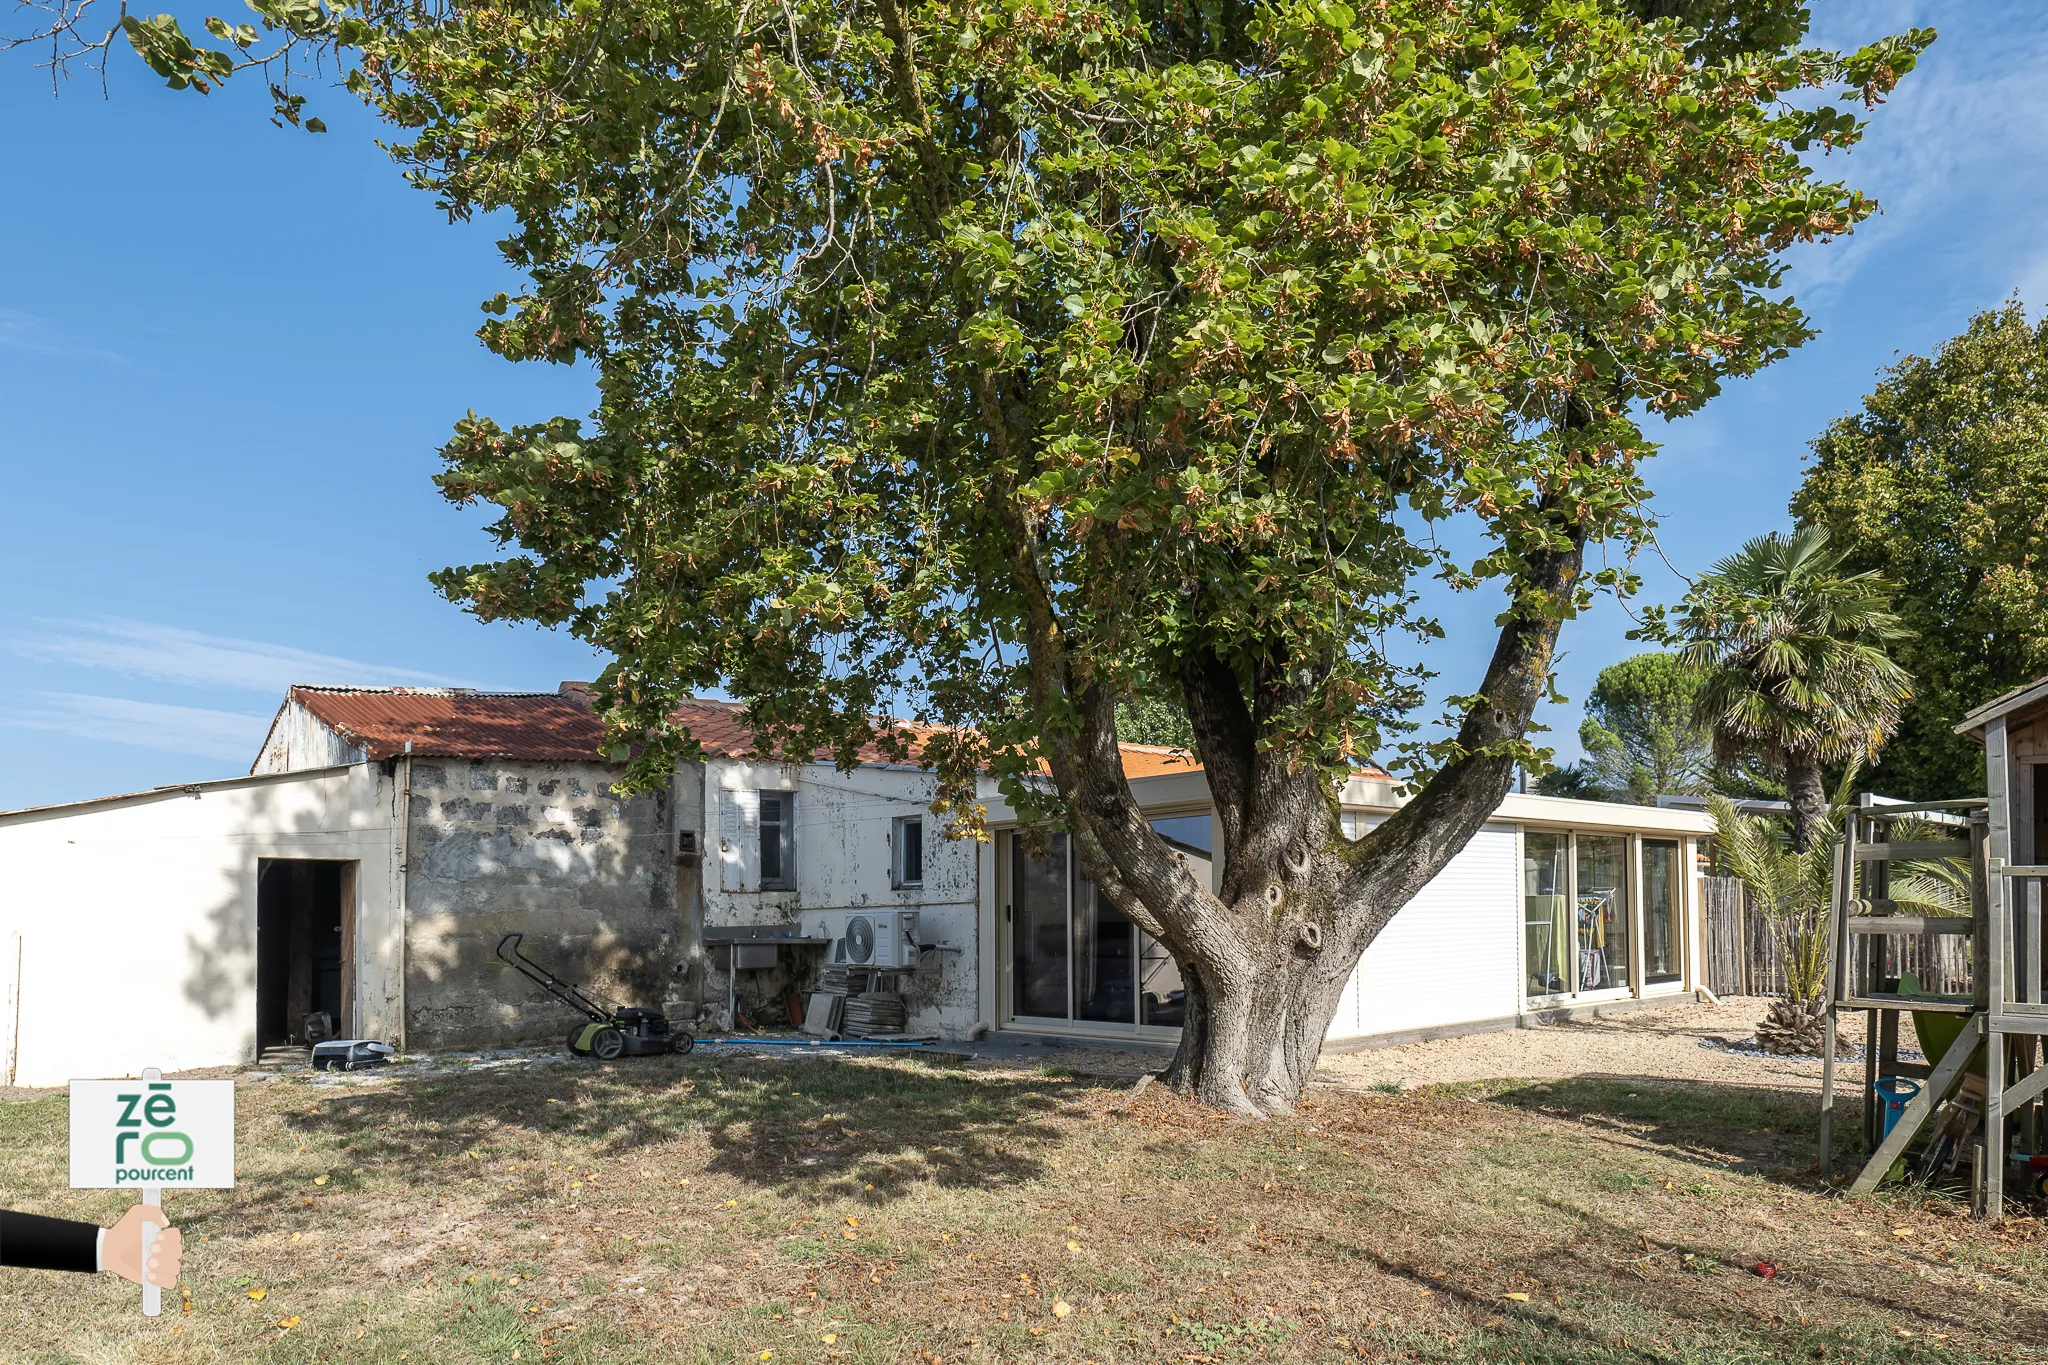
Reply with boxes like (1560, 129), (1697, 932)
(1011, 835), (1070, 1019)
(1002, 822), (1200, 1033)
(1642, 839), (1683, 986)
(1525, 829), (1687, 1005)
(1576, 834), (1631, 993)
(1524, 832), (1571, 999)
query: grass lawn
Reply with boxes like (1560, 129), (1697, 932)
(2, 1051), (2044, 1363)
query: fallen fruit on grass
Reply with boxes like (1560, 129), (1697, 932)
(1052, 1299), (1073, 1319)
(821, 1334), (837, 1344)
(1752, 1261), (1778, 1279)
(313, 1175), (328, 1186)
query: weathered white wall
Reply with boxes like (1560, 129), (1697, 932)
(1328, 821), (1521, 1040)
(0, 767), (402, 1086)
(250, 699), (365, 775)
(701, 760), (979, 1037)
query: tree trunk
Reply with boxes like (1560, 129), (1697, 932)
(1784, 751), (1827, 853)
(1009, 499), (1589, 1116)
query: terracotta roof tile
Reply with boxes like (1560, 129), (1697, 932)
(1114, 742), (1203, 779)
(283, 683), (1386, 782)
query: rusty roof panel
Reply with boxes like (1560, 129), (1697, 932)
(289, 687), (610, 763)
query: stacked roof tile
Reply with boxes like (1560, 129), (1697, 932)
(270, 683), (1388, 779)
(274, 685), (1206, 775)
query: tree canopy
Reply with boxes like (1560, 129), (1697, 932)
(1115, 696), (1197, 751)
(1793, 301), (2048, 798)
(13, 0), (1929, 1111)
(1533, 759), (1604, 799)
(1577, 649), (1711, 803)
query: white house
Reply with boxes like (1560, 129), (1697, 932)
(974, 763), (1714, 1050)
(0, 684), (1712, 1085)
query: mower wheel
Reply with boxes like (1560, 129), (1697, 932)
(568, 1026), (589, 1056)
(591, 1027), (626, 1061)
(670, 1030), (696, 1056)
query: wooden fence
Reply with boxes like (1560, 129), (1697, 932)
(1701, 875), (1972, 998)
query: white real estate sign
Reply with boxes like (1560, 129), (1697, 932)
(69, 1078), (236, 1190)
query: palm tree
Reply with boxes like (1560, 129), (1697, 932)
(1709, 793), (1837, 1053)
(1676, 528), (1912, 852)
(1711, 784), (1968, 1056)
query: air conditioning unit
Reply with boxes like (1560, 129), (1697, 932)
(805, 910), (921, 969)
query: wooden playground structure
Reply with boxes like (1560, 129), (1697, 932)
(1819, 679), (2048, 1217)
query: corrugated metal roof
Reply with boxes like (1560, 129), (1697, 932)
(289, 686), (610, 762)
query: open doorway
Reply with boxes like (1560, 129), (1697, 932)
(257, 859), (356, 1049)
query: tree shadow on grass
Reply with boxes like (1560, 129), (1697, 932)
(277, 1051), (1076, 1207)
(1479, 1074), (1868, 1183)
(1305, 1085), (2043, 1360)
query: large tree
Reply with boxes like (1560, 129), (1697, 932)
(21, 0), (1926, 1112)
(1792, 302), (2048, 799)
(1669, 528), (1912, 852)
(1577, 650), (1711, 803)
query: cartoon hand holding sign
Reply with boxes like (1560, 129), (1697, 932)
(60, 1067), (234, 1315)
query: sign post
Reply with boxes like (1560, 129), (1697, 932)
(69, 1068), (234, 1316)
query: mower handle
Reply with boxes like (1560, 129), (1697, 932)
(496, 932), (609, 1023)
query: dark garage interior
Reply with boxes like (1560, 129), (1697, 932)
(256, 858), (354, 1049)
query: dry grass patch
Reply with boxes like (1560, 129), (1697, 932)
(0, 1052), (2042, 1363)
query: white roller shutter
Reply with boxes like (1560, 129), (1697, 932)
(1328, 821), (1520, 1040)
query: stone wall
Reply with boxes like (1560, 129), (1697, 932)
(402, 758), (677, 1049)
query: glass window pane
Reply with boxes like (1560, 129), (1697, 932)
(759, 792), (785, 885)
(1011, 834), (1070, 1018)
(1072, 874), (1136, 1024)
(901, 818), (923, 885)
(1577, 834), (1630, 992)
(1140, 816), (1201, 1028)
(1524, 831), (1570, 999)
(1149, 815), (1213, 855)
(1140, 931), (1186, 1026)
(1643, 839), (1682, 985)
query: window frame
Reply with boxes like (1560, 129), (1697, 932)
(995, 825), (1187, 1036)
(1520, 824), (1694, 1007)
(757, 789), (795, 891)
(893, 814), (925, 889)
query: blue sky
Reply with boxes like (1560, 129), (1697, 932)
(1, 1), (2043, 810)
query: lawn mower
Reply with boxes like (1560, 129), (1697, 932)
(496, 933), (695, 1060)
